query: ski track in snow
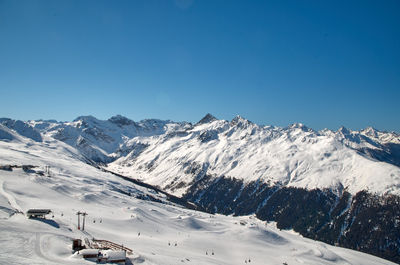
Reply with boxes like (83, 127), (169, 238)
(0, 177), (23, 213)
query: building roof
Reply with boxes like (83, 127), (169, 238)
(26, 209), (52, 214)
(80, 249), (100, 255)
(101, 250), (126, 261)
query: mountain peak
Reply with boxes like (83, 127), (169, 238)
(338, 126), (351, 135)
(290, 122), (305, 129)
(231, 115), (252, 126)
(362, 126), (379, 138)
(289, 122), (312, 132)
(232, 115), (244, 122)
(73, 115), (98, 123)
(197, 113), (217, 125)
(108, 115), (135, 126)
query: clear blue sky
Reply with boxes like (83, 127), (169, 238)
(0, 0), (399, 131)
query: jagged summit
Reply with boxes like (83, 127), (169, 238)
(73, 115), (98, 123)
(34, 119), (59, 123)
(361, 126), (379, 138)
(289, 122), (307, 129)
(197, 113), (217, 125)
(338, 126), (351, 135)
(108, 115), (135, 126)
(230, 115), (252, 126)
(288, 122), (315, 133)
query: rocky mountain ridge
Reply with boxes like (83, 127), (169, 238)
(0, 114), (398, 196)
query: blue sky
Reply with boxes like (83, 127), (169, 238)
(0, 0), (399, 131)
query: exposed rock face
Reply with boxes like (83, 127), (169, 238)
(108, 115), (135, 127)
(197, 113), (217, 125)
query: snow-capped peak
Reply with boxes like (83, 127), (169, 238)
(289, 122), (313, 132)
(108, 115), (135, 127)
(337, 126), (351, 135)
(197, 113), (218, 125)
(73, 115), (98, 123)
(362, 126), (379, 138)
(230, 115), (253, 127)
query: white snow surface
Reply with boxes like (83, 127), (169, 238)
(28, 115), (190, 162)
(0, 126), (395, 265)
(17, 115), (400, 196)
(108, 118), (400, 196)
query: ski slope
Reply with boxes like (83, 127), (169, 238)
(0, 125), (395, 264)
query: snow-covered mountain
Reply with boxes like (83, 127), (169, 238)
(106, 115), (400, 197)
(27, 115), (191, 163)
(19, 114), (400, 197)
(1, 120), (393, 265)
(2, 114), (400, 263)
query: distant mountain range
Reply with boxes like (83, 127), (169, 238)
(1, 114), (400, 262)
(13, 114), (399, 196)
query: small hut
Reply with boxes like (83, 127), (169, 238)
(26, 209), (52, 219)
(79, 249), (100, 259)
(75, 249), (126, 264)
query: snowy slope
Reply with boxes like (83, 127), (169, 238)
(3, 115), (400, 197)
(28, 115), (190, 163)
(0, 127), (394, 265)
(107, 115), (400, 196)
